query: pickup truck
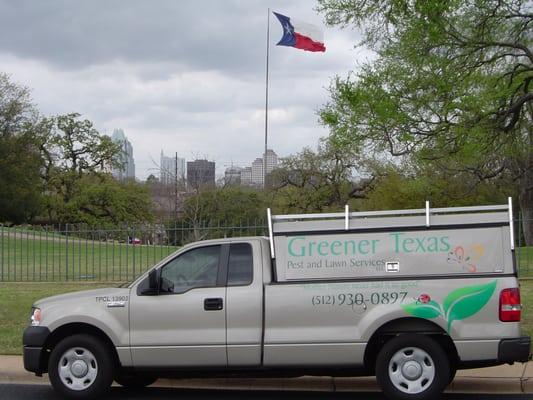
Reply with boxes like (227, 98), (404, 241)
(23, 200), (531, 400)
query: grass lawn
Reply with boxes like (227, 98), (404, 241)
(1, 280), (532, 356)
(516, 246), (533, 278)
(0, 227), (177, 282)
(0, 282), (109, 355)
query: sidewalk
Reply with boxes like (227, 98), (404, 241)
(0, 355), (531, 393)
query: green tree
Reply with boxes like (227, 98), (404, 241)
(181, 186), (266, 241)
(361, 161), (515, 211)
(317, 0), (532, 241)
(0, 72), (37, 138)
(269, 139), (375, 213)
(0, 135), (43, 223)
(36, 113), (122, 220)
(0, 73), (43, 223)
(60, 174), (154, 226)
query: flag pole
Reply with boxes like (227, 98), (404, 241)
(263, 8), (270, 189)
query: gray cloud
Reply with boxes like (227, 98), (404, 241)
(0, 0), (369, 179)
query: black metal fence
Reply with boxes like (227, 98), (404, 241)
(0, 221), (267, 282)
(0, 218), (532, 282)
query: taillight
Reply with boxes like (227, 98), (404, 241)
(499, 288), (521, 322)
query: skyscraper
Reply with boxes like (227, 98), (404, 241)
(251, 157), (264, 187)
(245, 149), (278, 187)
(187, 159), (215, 189)
(111, 129), (135, 181)
(265, 149), (278, 174)
(241, 167), (252, 186)
(160, 151), (185, 185)
(224, 166), (242, 185)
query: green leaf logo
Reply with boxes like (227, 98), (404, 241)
(443, 280), (497, 332)
(401, 281), (497, 332)
(402, 300), (443, 319)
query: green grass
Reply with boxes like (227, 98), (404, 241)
(0, 227), (178, 282)
(520, 279), (533, 340)
(0, 282), (109, 354)
(0, 280), (532, 356)
(516, 246), (533, 278)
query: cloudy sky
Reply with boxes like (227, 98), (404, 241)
(0, 0), (370, 179)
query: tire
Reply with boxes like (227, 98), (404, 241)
(48, 334), (115, 399)
(115, 373), (157, 388)
(375, 334), (450, 400)
(447, 366), (457, 385)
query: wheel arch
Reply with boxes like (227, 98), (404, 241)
(363, 317), (459, 373)
(40, 322), (120, 373)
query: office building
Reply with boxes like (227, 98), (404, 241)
(251, 158), (264, 187)
(160, 151), (185, 185)
(265, 149), (278, 174)
(111, 129), (135, 181)
(241, 167), (252, 186)
(224, 167), (242, 185)
(187, 159), (215, 189)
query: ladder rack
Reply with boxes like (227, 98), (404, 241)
(266, 197), (515, 259)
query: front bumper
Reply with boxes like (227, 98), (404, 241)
(22, 326), (50, 375)
(498, 336), (531, 363)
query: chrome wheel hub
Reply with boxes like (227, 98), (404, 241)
(58, 347), (98, 391)
(402, 360), (422, 380)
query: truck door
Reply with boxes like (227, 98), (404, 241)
(225, 241), (263, 366)
(129, 244), (227, 367)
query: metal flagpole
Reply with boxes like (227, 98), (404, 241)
(263, 8), (270, 189)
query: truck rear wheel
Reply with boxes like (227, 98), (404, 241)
(48, 334), (114, 399)
(375, 334), (450, 400)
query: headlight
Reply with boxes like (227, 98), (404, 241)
(30, 307), (41, 326)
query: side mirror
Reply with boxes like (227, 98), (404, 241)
(148, 269), (159, 292)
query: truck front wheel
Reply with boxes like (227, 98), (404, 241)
(375, 334), (450, 400)
(48, 334), (114, 399)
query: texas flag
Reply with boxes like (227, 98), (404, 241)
(273, 12), (326, 52)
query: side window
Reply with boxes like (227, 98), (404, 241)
(160, 245), (220, 293)
(227, 243), (253, 286)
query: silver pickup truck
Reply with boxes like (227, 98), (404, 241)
(23, 200), (530, 400)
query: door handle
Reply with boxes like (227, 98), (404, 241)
(204, 297), (223, 311)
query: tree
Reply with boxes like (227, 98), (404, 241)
(317, 0), (533, 241)
(0, 134), (43, 223)
(361, 161), (515, 211)
(60, 174), (154, 226)
(0, 72), (37, 138)
(0, 73), (43, 223)
(181, 186), (266, 241)
(269, 139), (376, 213)
(36, 113), (122, 220)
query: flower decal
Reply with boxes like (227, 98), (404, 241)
(447, 244), (484, 273)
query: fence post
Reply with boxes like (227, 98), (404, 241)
(0, 224), (3, 282)
(65, 224), (69, 281)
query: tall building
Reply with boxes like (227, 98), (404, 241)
(160, 151), (185, 185)
(187, 159), (215, 189)
(224, 166), (242, 185)
(245, 149), (278, 187)
(241, 167), (252, 186)
(111, 129), (135, 181)
(251, 158), (264, 186)
(265, 149), (278, 174)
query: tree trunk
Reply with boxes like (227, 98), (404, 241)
(519, 191), (533, 246)
(519, 177), (533, 246)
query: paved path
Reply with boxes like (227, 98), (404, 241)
(1, 384), (533, 400)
